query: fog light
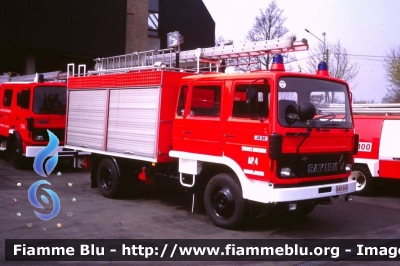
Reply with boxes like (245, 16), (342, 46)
(289, 203), (297, 211)
(345, 163), (352, 172)
(280, 167), (292, 177)
(34, 135), (44, 141)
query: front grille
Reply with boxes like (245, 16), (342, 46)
(274, 178), (348, 188)
(32, 128), (65, 142)
(277, 153), (349, 178)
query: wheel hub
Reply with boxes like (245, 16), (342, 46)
(354, 170), (366, 191)
(212, 187), (235, 219)
(100, 167), (113, 190)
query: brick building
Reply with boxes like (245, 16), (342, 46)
(0, 0), (214, 75)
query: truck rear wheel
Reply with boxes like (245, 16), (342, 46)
(352, 164), (374, 195)
(96, 158), (121, 198)
(204, 173), (245, 229)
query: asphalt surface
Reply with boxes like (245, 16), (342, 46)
(1, 158), (400, 265)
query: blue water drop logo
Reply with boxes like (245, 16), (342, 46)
(28, 180), (61, 221)
(33, 130), (59, 177)
(29, 130), (61, 221)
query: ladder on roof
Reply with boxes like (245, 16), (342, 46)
(9, 71), (67, 82)
(92, 36), (308, 74)
(352, 103), (400, 115)
(319, 103), (400, 116)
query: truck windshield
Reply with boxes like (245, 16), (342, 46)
(277, 77), (353, 129)
(33, 86), (67, 114)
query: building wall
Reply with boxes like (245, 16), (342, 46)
(0, 0), (214, 75)
(159, 0), (215, 50)
(126, 0), (148, 53)
(0, 0), (127, 74)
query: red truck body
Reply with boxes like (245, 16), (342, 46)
(65, 37), (358, 229)
(350, 104), (400, 193)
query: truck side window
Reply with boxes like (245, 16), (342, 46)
(3, 89), (13, 107)
(232, 84), (270, 118)
(17, 90), (30, 109)
(176, 86), (188, 116)
(190, 85), (221, 117)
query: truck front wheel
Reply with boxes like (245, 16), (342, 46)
(96, 158), (121, 198)
(10, 140), (25, 169)
(204, 173), (245, 229)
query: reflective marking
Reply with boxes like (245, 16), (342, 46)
(242, 146), (253, 152)
(241, 146), (267, 154)
(0, 108), (11, 113)
(244, 169), (264, 176)
(253, 148), (266, 153)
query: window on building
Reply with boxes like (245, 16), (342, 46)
(148, 0), (159, 37)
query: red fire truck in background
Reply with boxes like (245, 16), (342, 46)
(348, 104), (400, 194)
(65, 35), (358, 229)
(0, 72), (88, 169)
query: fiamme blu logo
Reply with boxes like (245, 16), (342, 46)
(27, 130), (61, 221)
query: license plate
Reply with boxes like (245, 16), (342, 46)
(336, 184), (348, 193)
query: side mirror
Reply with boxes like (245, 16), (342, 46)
(297, 102), (316, 121)
(17, 90), (30, 109)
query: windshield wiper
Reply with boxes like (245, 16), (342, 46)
(313, 113), (336, 121)
(320, 123), (349, 131)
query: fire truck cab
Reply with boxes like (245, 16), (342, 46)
(0, 72), (88, 169)
(65, 36), (358, 229)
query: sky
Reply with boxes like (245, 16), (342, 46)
(202, 0), (400, 102)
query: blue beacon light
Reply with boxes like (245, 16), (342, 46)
(317, 61), (329, 76)
(270, 54), (285, 71)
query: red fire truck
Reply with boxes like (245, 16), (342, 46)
(349, 104), (400, 194)
(0, 72), (88, 169)
(65, 35), (358, 229)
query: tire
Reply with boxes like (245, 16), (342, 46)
(204, 173), (245, 229)
(352, 164), (374, 195)
(10, 140), (25, 169)
(96, 158), (121, 198)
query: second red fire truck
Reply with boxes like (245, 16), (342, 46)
(0, 72), (88, 169)
(65, 35), (358, 229)
(349, 104), (400, 194)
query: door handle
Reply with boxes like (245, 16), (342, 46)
(224, 134), (235, 138)
(182, 131), (192, 135)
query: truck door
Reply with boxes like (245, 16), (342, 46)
(223, 81), (270, 180)
(0, 86), (14, 137)
(174, 82), (223, 156)
(15, 87), (31, 133)
(378, 120), (400, 179)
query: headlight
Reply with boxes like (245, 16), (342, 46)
(345, 163), (352, 172)
(280, 167), (292, 177)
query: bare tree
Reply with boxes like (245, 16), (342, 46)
(304, 40), (359, 84)
(237, 0), (289, 71)
(382, 47), (400, 103)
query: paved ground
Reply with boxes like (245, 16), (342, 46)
(1, 158), (400, 265)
